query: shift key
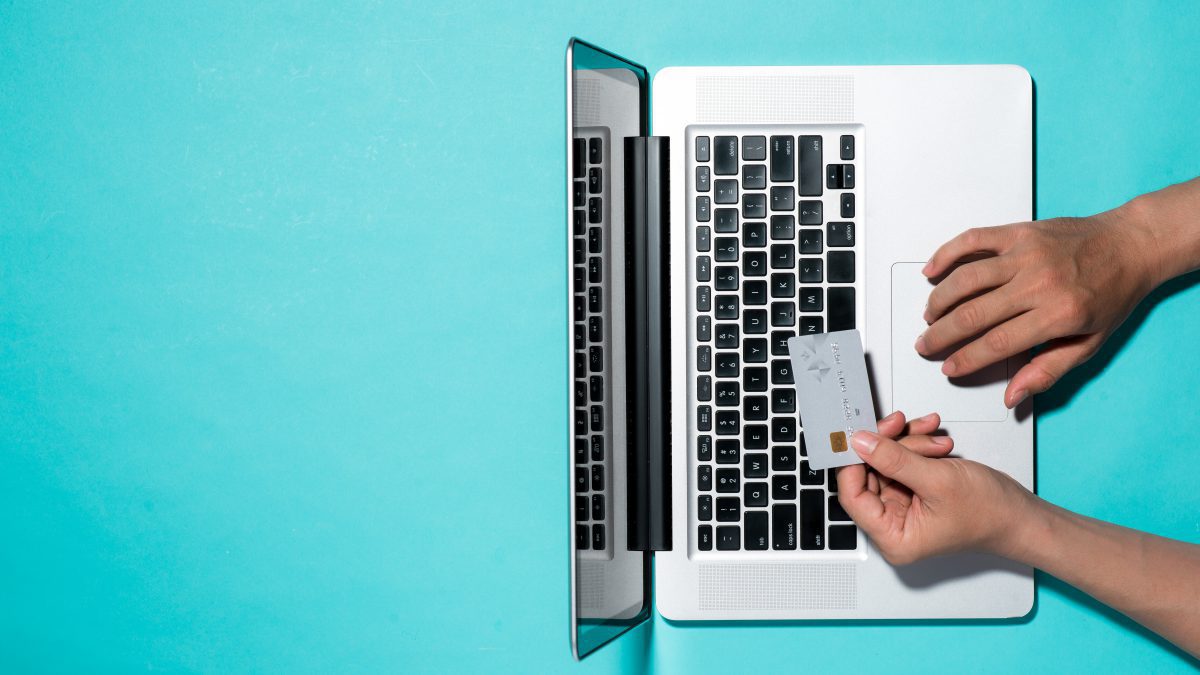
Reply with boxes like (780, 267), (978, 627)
(772, 504), (797, 550)
(799, 135), (822, 196)
(800, 489), (824, 549)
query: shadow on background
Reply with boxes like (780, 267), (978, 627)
(1039, 270), (1200, 415)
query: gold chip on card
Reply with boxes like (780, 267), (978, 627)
(830, 431), (848, 453)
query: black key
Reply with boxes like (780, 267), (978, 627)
(573, 139), (586, 178)
(698, 464), (712, 491)
(716, 469), (740, 493)
(840, 134), (854, 160)
(828, 251), (855, 283)
(800, 460), (824, 486)
(698, 405), (712, 432)
(744, 453), (768, 478)
(715, 352), (739, 377)
(592, 494), (605, 520)
(575, 352), (586, 374)
(715, 237), (738, 262)
(589, 316), (602, 342)
(745, 511), (769, 550)
(841, 163), (855, 189)
(588, 286), (602, 313)
(827, 221), (855, 247)
(716, 439), (740, 463)
(696, 196), (711, 222)
(800, 258), (822, 283)
(800, 287), (823, 313)
(698, 495), (713, 521)
(771, 416), (796, 442)
(799, 200), (822, 225)
(589, 138), (602, 164)
(770, 215), (795, 240)
(716, 380), (740, 406)
(743, 310), (768, 334)
(742, 221), (767, 248)
(742, 164), (767, 189)
(575, 438), (587, 464)
(772, 388), (796, 414)
(745, 280), (767, 305)
(744, 366), (768, 391)
(696, 135), (710, 162)
(589, 167), (602, 194)
(715, 179), (738, 204)
(697, 285), (712, 312)
(574, 323), (584, 351)
(799, 433), (808, 457)
(715, 324), (739, 349)
(592, 464), (604, 491)
(577, 523), (589, 549)
(828, 470), (838, 493)
(593, 524), (605, 549)
(744, 424), (768, 450)
(697, 226), (711, 252)
(714, 208), (738, 233)
(590, 375), (603, 403)
(715, 410), (740, 436)
(742, 194), (766, 219)
(589, 198), (602, 224)
(799, 229), (822, 254)
(715, 266), (739, 291)
(743, 251), (767, 277)
(800, 489), (824, 549)
(743, 337), (767, 363)
(588, 226), (602, 254)
(772, 474), (796, 500)
(799, 316), (823, 335)
(697, 315), (711, 342)
(588, 256), (602, 284)
(697, 345), (711, 372)
(574, 209), (584, 236)
(771, 273), (795, 299)
(576, 495), (588, 520)
(574, 295), (584, 322)
(575, 465), (589, 491)
(743, 396), (768, 421)
(829, 496), (851, 522)
(698, 435), (713, 461)
(770, 135), (795, 182)
(574, 239), (584, 265)
(574, 180), (585, 207)
(698, 375), (712, 402)
(771, 358), (794, 384)
(696, 165), (711, 192)
(716, 526), (740, 550)
(697, 255), (712, 283)
(770, 244), (795, 269)
(772, 504), (797, 550)
(742, 135), (767, 160)
(591, 434), (604, 461)
(826, 163), (842, 190)
(840, 193), (855, 218)
(589, 345), (603, 372)
(745, 482), (768, 508)
(771, 302), (795, 328)
(771, 330), (795, 356)
(715, 295), (738, 319)
(714, 136), (738, 175)
(799, 135), (822, 196)
(770, 186), (795, 212)
(830, 524), (857, 550)
(575, 409), (588, 435)
(699, 524), (714, 550)
(772, 445), (796, 471)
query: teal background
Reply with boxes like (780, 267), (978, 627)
(2, 0), (1198, 672)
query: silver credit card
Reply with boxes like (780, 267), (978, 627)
(788, 330), (878, 471)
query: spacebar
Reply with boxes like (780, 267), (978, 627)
(828, 287), (855, 331)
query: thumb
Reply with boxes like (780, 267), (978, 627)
(850, 431), (941, 493)
(1006, 334), (1102, 408)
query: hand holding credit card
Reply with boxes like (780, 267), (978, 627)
(788, 330), (877, 471)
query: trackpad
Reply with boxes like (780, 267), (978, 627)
(891, 263), (1008, 422)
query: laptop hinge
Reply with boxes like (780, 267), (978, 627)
(624, 136), (672, 553)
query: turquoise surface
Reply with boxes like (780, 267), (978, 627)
(2, 1), (1198, 672)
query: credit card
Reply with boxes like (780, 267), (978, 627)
(788, 330), (878, 471)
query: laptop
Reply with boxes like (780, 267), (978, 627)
(566, 38), (1035, 659)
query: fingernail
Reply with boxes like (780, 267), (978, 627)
(922, 261), (933, 276)
(851, 431), (879, 455)
(1007, 389), (1027, 409)
(932, 436), (953, 447)
(914, 412), (937, 423)
(884, 411), (902, 422)
(914, 334), (926, 353)
(942, 360), (958, 376)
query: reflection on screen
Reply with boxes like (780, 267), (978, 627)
(568, 39), (650, 658)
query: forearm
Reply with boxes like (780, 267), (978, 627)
(1007, 497), (1200, 657)
(1115, 176), (1200, 288)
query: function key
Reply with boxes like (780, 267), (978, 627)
(574, 181), (585, 207)
(588, 197), (602, 223)
(588, 138), (602, 164)
(577, 523), (590, 549)
(697, 226), (711, 252)
(770, 135), (794, 182)
(714, 136), (738, 175)
(742, 135), (767, 161)
(698, 495), (713, 521)
(698, 405), (712, 432)
(575, 438), (588, 464)
(588, 316), (602, 342)
(591, 433), (604, 460)
(697, 255), (712, 282)
(576, 495), (588, 520)
(592, 524), (605, 549)
(589, 167), (602, 193)
(696, 165), (711, 192)
(696, 135), (711, 162)
(840, 134), (855, 160)
(697, 315), (712, 342)
(698, 464), (713, 490)
(591, 464), (605, 490)
(697, 196), (711, 222)
(592, 495), (605, 520)
(698, 434), (713, 461)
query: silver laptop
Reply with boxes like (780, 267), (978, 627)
(566, 38), (1035, 659)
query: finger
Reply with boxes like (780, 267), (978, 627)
(904, 412), (941, 436)
(1005, 334), (1103, 408)
(941, 309), (1059, 378)
(876, 411), (907, 438)
(866, 470), (880, 494)
(837, 468), (888, 537)
(919, 287), (1028, 357)
(850, 431), (944, 494)
(924, 258), (1014, 323)
(900, 434), (955, 457)
(923, 226), (1019, 278)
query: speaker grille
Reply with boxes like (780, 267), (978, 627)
(696, 75), (854, 123)
(698, 563), (857, 611)
(578, 561), (605, 609)
(573, 79), (603, 127)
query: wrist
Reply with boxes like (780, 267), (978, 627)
(988, 486), (1055, 565)
(1105, 195), (1170, 294)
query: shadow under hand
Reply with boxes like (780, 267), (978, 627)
(1038, 271), (1200, 415)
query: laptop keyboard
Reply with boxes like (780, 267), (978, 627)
(690, 127), (862, 554)
(572, 128), (611, 557)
